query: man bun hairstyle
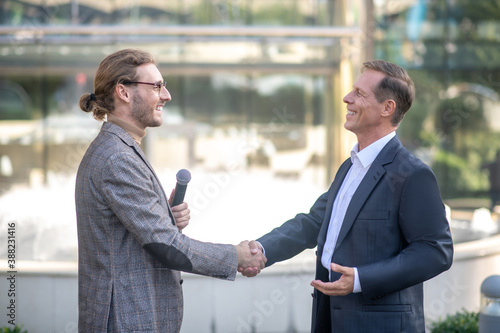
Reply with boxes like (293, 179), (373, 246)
(79, 49), (156, 121)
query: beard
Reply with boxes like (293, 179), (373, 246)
(131, 93), (162, 128)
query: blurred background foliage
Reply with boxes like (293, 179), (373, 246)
(374, 0), (500, 200)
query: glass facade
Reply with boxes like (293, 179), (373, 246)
(0, 0), (363, 262)
(1, 0), (499, 262)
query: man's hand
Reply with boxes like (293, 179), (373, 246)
(171, 202), (190, 231)
(310, 263), (354, 296)
(237, 240), (266, 277)
(169, 189), (190, 231)
(235, 240), (267, 277)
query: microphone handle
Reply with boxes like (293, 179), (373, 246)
(171, 183), (187, 207)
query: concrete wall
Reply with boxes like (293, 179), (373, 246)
(0, 262), (78, 333)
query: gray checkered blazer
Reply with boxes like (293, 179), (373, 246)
(75, 122), (237, 332)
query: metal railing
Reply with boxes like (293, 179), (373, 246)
(0, 25), (361, 45)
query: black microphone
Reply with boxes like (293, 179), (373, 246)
(171, 169), (191, 207)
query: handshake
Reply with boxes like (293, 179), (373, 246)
(235, 240), (267, 277)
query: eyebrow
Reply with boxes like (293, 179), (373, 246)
(140, 78), (164, 83)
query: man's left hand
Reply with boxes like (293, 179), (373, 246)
(169, 189), (190, 231)
(310, 263), (354, 296)
(171, 202), (190, 231)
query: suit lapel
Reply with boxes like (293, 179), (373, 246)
(131, 143), (176, 224)
(334, 136), (402, 251)
(104, 122), (176, 224)
(334, 163), (386, 251)
(317, 159), (352, 252)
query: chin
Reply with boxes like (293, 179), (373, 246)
(152, 116), (163, 126)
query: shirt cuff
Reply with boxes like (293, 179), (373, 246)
(255, 241), (266, 256)
(353, 267), (362, 293)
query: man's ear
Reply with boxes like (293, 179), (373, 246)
(382, 99), (396, 118)
(115, 84), (131, 103)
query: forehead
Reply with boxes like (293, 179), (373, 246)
(136, 63), (162, 81)
(354, 69), (386, 92)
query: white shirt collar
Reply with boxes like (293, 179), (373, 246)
(350, 131), (396, 168)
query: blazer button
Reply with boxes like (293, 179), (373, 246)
(180, 279), (184, 285)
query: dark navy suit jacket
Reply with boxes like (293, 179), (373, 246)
(257, 135), (453, 333)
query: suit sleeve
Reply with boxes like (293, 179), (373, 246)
(357, 166), (454, 299)
(100, 150), (237, 280)
(257, 191), (329, 266)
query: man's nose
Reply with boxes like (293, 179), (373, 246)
(343, 91), (353, 104)
(161, 86), (171, 101)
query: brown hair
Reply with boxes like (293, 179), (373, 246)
(79, 49), (156, 121)
(362, 60), (415, 126)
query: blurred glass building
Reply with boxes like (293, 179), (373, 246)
(1, 0), (500, 255)
(2, 0), (499, 206)
(0, 0), (364, 198)
(0, 0), (499, 247)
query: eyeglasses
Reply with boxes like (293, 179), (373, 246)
(123, 81), (167, 92)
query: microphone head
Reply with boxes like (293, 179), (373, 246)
(176, 169), (191, 185)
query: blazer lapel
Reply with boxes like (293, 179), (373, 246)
(104, 122), (176, 224)
(130, 143), (176, 224)
(317, 159), (352, 252)
(334, 136), (402, 251)
(334, 163), (386, 251)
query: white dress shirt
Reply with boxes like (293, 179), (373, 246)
(321, 131), (396, 292)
